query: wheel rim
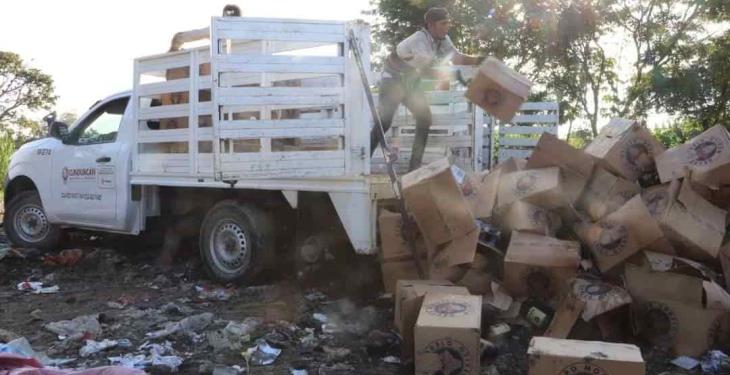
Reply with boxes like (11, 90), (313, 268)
(209, 220), (249, 274)
(14, 204), (50, 243)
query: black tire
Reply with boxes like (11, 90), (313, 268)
(199, 200), (274, 284)
(3, 191), (61, 251)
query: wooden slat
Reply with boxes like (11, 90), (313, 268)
(217, 29), (345, 43)
(216, 55), (345, 74)
(499, 149), (533, 160)
(389, 136), (473, 148)
(137, 53), (191, 74)
(220, 167), (345, 180)
(221, 150), (344, 163)
(221, 158), (344, 171)
(499, 126), (557, 135)
(220, 72), (338, 87)
(220, 118), (343, 130)
(138, 104), (189, 120)
(137, 79), (190, 97)
(138, 129), (188, 143)
(217, 94), (343, 107)
(499, 137), (540, 147)
(217, 20), (345, 35)
(508, 114), (559, 124)
(220, 126), (344, 138)
(519, 102), (559, 111)
(218, 86), (343, 98)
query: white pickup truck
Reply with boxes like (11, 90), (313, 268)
(3, 15), (487, 283)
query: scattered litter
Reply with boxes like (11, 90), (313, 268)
(80, 339), (119, 357)
(195, 284), (235, 301)
(16, 281), (59, 294)
(160, 302), (192, 315)
(244, 339), (281, 366)
(700, 350), (730, 374)
(146, 312), (213, 339)
(382, 356), (400, 364)
(212, 365), (244, 375)
(207, 319), (260, 352)
(109, 341), (183, 372)
(45, 314), (101, 340)
(312, 313), (328, 323)
(290, 369), (308, 375)
(107, 301), (126, 309)
(323, 346), (351, 360)
(304, 290), (327, 302)
(43, 248), (84, 266)
(671, 356), (699, 370)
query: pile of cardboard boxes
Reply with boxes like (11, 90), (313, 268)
(378, 120), (730, 374)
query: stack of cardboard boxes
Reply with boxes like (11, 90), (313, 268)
(378, 120), (730, 373)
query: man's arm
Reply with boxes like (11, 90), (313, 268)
(451, 52), (480, 66)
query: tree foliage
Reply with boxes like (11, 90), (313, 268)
(0, 51), (57, 139)
(373, 0), (729, 135)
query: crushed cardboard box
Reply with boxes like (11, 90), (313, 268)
(378, 209), (425, 293)
(570, 277), (632, 321)
(527, 337), (645, 375)
(657, 180), (726, 261)
(574, 196), (664, 273)
(497, 167), (567, 209)
(466, 57), (532, 123)
(496, 200), (562, 236)
(415, 292), (482, 375)
(578, 167), (640, 222)
(584, 118), (665, 184)
(656, 124), (730, 189)
(544, 294), (585, 339)
(464, 170), (499, 219)
(526, 132), (596, 207)
(402, 158), (477, 247)
(502, 231), (581, 300)
(625, 262), (730, 357)
(394, 282), (469, 361)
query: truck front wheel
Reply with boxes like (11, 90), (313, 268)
(4, 191), (61, 251)
(199, 200), (274, 284)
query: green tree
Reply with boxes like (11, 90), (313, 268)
(0, 51), (57, 138)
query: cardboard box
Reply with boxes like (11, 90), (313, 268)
(624, 263), (730, 357)
(570, 278), (632, 321)
(544, 294), (585, 338)
(402, 158), (477, 247)
(456, 268), (493, 295)
(656, 124), (730, 188)
(378, 210), (425, 293)
(395, 282), (469, 361)
(578, 167), (640, 221)
(496, 200), (562, 236)
(574, 196), (663, 273)
(414, 293), (482, 375)
(466, 57), (532, 122)
(395, 280), (458, 330)
(497, 167), (567, 209)
(502, 232), (581, 300)
(657, 180), (727, 261)
(428, 229), (479, 280)
(584, 118), (666, 183)
(525, 133), (596, 206)
(465, 170), (500, 219)
(493, 157), (526, 174)
(527, 337), (645, 375)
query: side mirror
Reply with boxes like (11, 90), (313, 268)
(49, 121), (69, 140)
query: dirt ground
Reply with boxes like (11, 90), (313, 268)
(0, 227), (691, 375)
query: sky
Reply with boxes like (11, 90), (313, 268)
(0, 0), (372, 118)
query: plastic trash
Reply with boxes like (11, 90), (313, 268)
(45, 314), (101, 340)
(16, 281), (59, 294)
(312, 313), (328, 324)
(195, 284), (235, 301)
(671, 356), (699, 370)
(245, 339), (281, 366)
(108, 341), (183, 372)
(146, 312), (213, 339)
(382, 356), (400, 364)
(0, 337), (65, 366)
(80, 339), (120, 357)
(700, 350), (730, 374)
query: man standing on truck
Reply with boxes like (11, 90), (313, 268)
(373, 7), (481, 171)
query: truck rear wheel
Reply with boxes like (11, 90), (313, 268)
(199, 200), (274, 284)
(4, 191), (61, 251)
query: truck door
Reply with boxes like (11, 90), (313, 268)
(50, 96), (130, 228)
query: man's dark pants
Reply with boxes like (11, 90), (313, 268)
(370, 77), (432, 172)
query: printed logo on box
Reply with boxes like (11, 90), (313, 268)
(422, 338), (473, 375)
(513, 172), (538, 196)
(592, 221), (629, 256)
(639, 301), (679, 342)
(643, 190), (669, 216)
(622, 138), (656, 173)
(425, 300), (472, 317)
(574, 280), (613, 301)
(560, 362), (608, 375)
(687, 136), (724, 166)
